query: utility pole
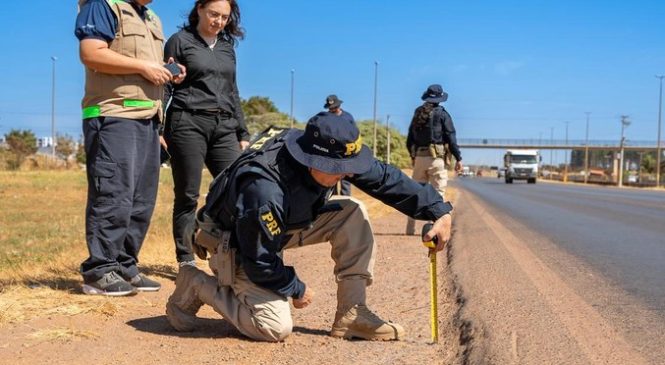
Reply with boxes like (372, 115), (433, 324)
(584, 112), (591, 184)
(656, 75), (664, 188)
(372, 61), (379, 157)
(386, 114), (391, 165)
(51, 56), (57, 159)
(289, 69), (295, 128)
(564, 121), (570, 183)
(550, 127), (554, 180)
(618, 115), (631, 187)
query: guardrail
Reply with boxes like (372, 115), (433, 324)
(458, 138), (665, 150)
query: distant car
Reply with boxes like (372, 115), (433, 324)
(498, 169), (505, 178)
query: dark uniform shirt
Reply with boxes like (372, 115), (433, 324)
(406, 105), (462, 162)
(206, 132), (453, 299)
(75, 0), (146, 41)
(164, 27), (249, 141)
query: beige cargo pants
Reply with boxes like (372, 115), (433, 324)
(202, 196), (376, 342)
(405, 154), (447, 235)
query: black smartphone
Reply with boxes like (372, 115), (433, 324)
(164, 63), (181, 77)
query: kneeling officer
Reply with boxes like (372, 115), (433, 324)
(166, 111), (453, 342)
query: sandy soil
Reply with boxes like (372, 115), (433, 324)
(0, 213), (467, 365)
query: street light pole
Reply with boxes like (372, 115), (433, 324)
(51, 56), (57, 159)
(584, 112), (591, 184)
(618, 115), (631, 187)
(386, 114), (391, 165)
(656, 75), (664, 188)
(289, 69), (295, 128)
(564, 121), (570, 183)
(550, 127), (554, 180)
(372, 61), (378, 157)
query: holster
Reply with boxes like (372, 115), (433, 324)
(214, 232), (236, 287)
(194, 211), (236, 286)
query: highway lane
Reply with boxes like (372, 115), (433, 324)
(450, 177), (665, 364)
(454, 177), (665, 309)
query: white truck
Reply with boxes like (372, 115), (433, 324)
(503, 149), (540, 184)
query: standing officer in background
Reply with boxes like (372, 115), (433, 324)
(75, 0), (185, 296)
(405, 84), (462, 235)
(324, 94), (352, 196)
(166, 111), (453, 342)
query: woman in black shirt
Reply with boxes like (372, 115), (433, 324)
(164, 0), (249, 266)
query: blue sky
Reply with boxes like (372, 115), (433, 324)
(0, 0), (663, 165)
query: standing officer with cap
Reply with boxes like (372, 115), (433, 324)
(405, 84), (463, 236)
(324, 94), (352, 196)
(75, 0), (185, 296)
(166, 111), (453, 342)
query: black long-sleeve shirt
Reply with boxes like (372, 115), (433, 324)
(164, 27), (249, 141)
(406, 105), (462, 162)
(207, 137), (452, 299)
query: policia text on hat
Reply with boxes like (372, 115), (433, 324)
(166, 111), (453, 342)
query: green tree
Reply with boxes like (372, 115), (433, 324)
(76, 139), (86, 165)
(239, 96), (413, 168)
(56, 134), (76, 167)
(357, 120), (411, 169)
(241, 96), (279, 116)
(241, 96), (301, 136)
(5, 129), (37, 170)
(641, 152), (656, 174)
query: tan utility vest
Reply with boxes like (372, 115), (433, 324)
(81, 0), (165, 121)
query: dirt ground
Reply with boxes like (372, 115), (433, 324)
(0, 212), (468, 365)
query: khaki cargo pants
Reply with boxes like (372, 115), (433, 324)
(406, 152), (447, 235)
(202, 196), (375, 342)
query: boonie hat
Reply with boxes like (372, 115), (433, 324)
(285, 112), (373, 175)
(323, 95), (343, 109)
(421, 84), (448, 103)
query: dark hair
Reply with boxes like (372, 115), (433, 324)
(184, 0), (244, 44)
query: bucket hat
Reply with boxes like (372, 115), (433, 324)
(421, 84), (448, 103)
(323, 95), (343, 109)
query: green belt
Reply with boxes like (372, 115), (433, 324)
(82, 99), (155, 119)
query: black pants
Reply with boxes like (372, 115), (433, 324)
(164, 109), (242, 263)
(80, 116), (160, 282)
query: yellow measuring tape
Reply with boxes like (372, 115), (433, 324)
(422, 223), (438, 343)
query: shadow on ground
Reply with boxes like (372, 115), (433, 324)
(128, 315), (245, 339)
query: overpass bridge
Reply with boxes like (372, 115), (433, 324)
(458, 138), (664, 151)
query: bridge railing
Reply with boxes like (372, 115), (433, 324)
(457, 138), (663, 148)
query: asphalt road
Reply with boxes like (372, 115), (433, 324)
(451, 177), (665, 364)
(457, 177), (665, 308)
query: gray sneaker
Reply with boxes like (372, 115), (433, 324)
(82, 272), (137, 297)
(129, 274), (161, 292)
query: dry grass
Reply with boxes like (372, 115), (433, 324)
(0, 169), (186, 326)
(27, 328), (99, 344)
(0, 168), (455, 326)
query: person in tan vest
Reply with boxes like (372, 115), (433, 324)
(75, 0), (185, 296)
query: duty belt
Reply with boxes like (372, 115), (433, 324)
(185, 108), (233, 118)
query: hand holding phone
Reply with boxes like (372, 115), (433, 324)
(164, 63), (181, 77)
